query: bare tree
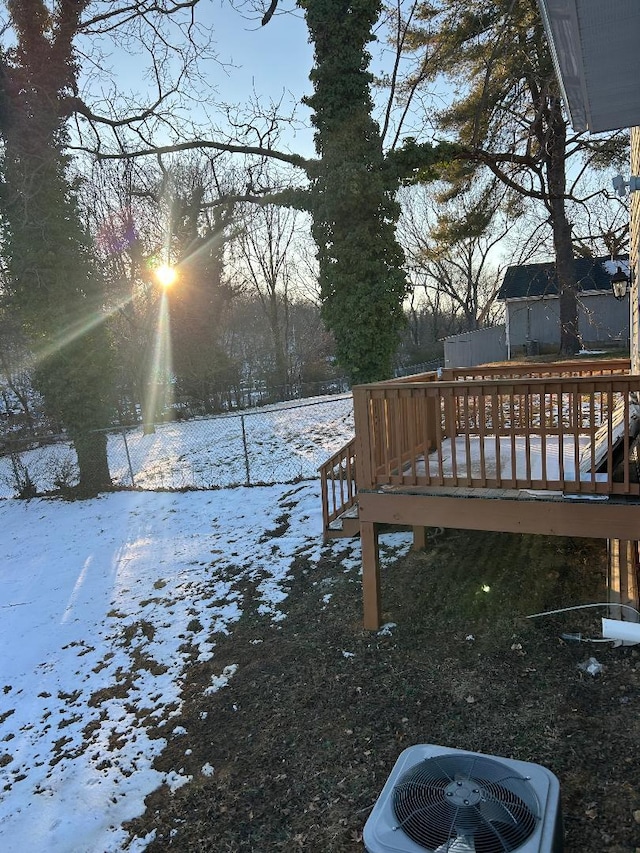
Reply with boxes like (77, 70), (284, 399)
(399, 183), (510, 331)
(0, 309), (37, 429)
(82, 153), (245, 420)
(230, 203), (309, 397)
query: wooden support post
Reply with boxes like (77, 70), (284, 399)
(412, 525), (427, 551)
(630, 542), (640, 619)
(609, 538), (622, 620)
(620, 540), (631, 614)
(610, 539), (640, 619)
(361, 521), (381, 630)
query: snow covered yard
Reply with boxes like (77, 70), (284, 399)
(0, 483), (411, 852)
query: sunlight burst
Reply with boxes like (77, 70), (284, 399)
(154, 264), (178, 289)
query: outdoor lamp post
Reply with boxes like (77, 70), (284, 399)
(611, 266), (630, 301)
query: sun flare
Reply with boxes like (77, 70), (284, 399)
(143, 292), (173, 429)
(155, 264), (178, 289)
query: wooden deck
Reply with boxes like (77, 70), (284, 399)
(319, 359), (640, 628)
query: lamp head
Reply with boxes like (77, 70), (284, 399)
(611, 265), (629, 300)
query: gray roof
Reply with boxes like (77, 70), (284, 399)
(498, 257), (628, 301)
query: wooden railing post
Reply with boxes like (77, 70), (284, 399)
(424, 391), (439, 452)
(320, 465), (330, 532)
(353, 386), (374, 490)
(443, 388), (457, 440)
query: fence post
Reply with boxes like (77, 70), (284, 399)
(240, 414), (251, 485)
(121, 427), (136, 487)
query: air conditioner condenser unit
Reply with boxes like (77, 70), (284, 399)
(364, 744), (563, 853)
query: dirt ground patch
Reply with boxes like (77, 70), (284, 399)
(127, 529), (640, 852)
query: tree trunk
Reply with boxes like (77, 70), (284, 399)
(551, 193), (579, 355)
(546, 98), (580, 355)
(270, 298), (289, 399)
(0, 6), (114, 495)
(73, 430), (112, 497)
(304, 0), (409, 384)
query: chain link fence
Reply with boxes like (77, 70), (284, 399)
(0, 395), (355, 497)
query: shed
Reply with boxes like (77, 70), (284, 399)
(499, 256), (629, 355)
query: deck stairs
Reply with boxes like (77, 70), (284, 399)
(326, 504), (360, 538)
(319, 437), (360, 539)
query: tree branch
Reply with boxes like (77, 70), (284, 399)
(61, 93), (178, 127)
(81, 0), (198, 33)
(261, 0), (279, 27)
(89, 139), (314, 173)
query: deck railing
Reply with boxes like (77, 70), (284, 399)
(353, 372), (640, 497)
(320, 360), (636, 532)
(440, 357), (630, 382)
(319, 436), (357, 530)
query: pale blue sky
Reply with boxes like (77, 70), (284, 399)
(211, 3), (314, 106)
(80, 0), (428, 161)
(75, 1), (316, 157)
(210, 2), (316, 155)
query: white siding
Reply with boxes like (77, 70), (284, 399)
(505, 292), (629, 352)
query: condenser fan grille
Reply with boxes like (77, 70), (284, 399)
(391, 753), (540, 852)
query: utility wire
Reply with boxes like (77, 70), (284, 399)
(527, 601), (640, 619)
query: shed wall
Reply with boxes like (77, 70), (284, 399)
(506, 292), (629, 352)
(443, 325), (507, 368)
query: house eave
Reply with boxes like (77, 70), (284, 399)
(503, 290), (619, 304)
(537, 0), (640, 133)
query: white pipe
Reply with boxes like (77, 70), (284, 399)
(527, 602), (640, 619)
(601, 618), (640, 644)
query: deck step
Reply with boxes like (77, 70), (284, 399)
(325, 504), (360, 539)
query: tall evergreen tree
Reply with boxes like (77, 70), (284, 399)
(406, 0), (627, 355)
(0, 1), (113, 495)
(300, 0), (410, 383)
